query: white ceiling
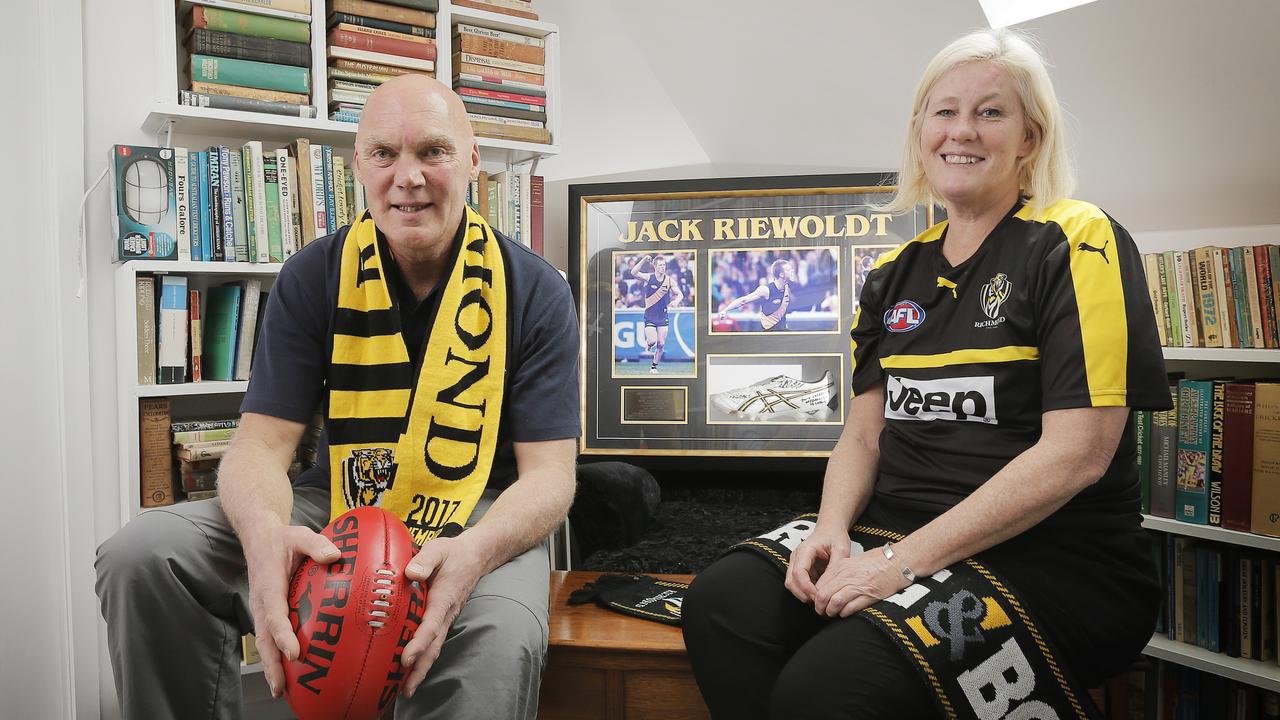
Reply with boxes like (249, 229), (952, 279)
(593, 0), (1280, 233)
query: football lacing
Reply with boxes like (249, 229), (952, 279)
(370, 568), (397, 628)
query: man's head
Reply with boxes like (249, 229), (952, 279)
(353, 74), (480, 252)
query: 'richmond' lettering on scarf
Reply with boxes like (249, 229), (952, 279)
(425, 235), (495, 481)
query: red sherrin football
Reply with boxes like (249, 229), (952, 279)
(284, 506), (427, 720)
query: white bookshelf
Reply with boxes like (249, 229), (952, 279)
(1162, 347), (1280, 362)
(1144, 636), (1280, 692)
(121, 2), (562, 526)
(150, 0), (561, 168)
(1143, 345), (1280, 689)
(1141, 515), (1280, 554)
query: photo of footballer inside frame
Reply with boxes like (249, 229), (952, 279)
(705, 353), (844, 425)
(852, 244), (898, 315)
(710, 247), (840, 334)
(612, 250), (697, 378)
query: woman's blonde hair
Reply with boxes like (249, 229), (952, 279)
(881, 28), (1075, 216)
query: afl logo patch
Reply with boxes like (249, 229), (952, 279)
(884, 300), (925, 333)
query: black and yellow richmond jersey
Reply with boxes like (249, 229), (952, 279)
(850, 198), (1172, 521)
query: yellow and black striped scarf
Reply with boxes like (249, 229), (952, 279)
(327, 207), (507, 545)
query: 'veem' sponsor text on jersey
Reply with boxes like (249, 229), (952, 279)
(885, 375), (997, 424)
(884, 300), (925, 333)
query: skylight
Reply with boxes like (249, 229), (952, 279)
(978, 0), (1100, 28)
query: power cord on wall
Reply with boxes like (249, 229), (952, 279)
(76, 166), (110, 299)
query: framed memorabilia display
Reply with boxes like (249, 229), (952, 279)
(570, 173), (936, 458)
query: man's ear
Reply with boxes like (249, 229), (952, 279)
(469, 141), (481, 181)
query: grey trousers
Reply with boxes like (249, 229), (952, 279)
(95, 486), (550, 720)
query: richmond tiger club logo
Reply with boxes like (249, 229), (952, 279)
(342, 447), (398, 508)
(884, 300), (926, 333)
(976, 273), (1011, 329)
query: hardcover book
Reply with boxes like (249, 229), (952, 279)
(1250, 383), (1280, 537)
(1175, 379), (1213, 524)
(139, 397), (174, 507)
(157, 275), (189, 384)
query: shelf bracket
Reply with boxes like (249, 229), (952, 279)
(157, 119), (176, 149)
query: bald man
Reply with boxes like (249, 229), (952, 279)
(96, 76), (581, 719)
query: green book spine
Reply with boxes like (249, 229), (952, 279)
(240, 144), (258, 262)
(263, 155), (283, 262)
(1162, 250), (1184, 347)
(1228, 247), (1254, 348)
(1175, 379), (1213, 524)
(191, 54), (310, 94)
(229, 150), (249, 262)
(1135, 409), (1152, 514)
(202, 284), (242, 381)
(194, 5), (311, 43)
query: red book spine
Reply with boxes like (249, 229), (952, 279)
(329, 29), (436, 61)
(1222, 382), (1256, 531)
(1256, 245), (1279, 348)
(529, 175), (543, 257)
(456, 86), (545, 106)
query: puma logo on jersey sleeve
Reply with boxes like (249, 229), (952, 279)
(1076, 239), (1109, 263)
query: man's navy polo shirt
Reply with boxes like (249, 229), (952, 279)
(240, 217), (581, 491)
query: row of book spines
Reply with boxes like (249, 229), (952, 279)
(136, 275), (266, 386)
(1105, 658), (1280, 719)
(449, 0), (537, 21)
(1142, 245), (1280, 349)
(466, 170), (543, 255)
(187, 1), (441, 45)
(170, 141), (364, 263)
(1157, 534), (1279, 663)
(142, 400), (235, 507)
(1139, 380), (1280, 535)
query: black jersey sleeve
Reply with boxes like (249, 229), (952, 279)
(849, 264), (888, 396)
(1035, 212), (1171, 412)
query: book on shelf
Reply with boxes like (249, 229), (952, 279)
(1175, 379), (1212, 525)
(188, 5), (311, 44)
(136, 276), (157, 385)
(330, 0), (436, 27)
(235, 278), (263, 381)
(180, 90), (318, 119)
(469, 120), (550, 144)
(262, 154), (283, 262)
(1252, 383), (1280, 538)
(217, 146), (237, 262)
(333, 156), (350, 228)
(456, 66), (544, 90)
(455, 76), (545, 97)
(158, 276), (190, 384)
(452, 25), (544, 65)
(174, 426), (236, 444)
(140, 397), (175, 507)
(454, 50), (542, 76)
(174, 148), (192, 262)
(1208, 381), (1225, 526)
(190, 54), (311, 95)
(189, 289), (203, 382)
(189, 0), (312, 19)
(113, 145), (179, 262)
(329, 26), (437, 61)
(202, 283), (243, 381)
(1135, 409), (1151, 513)
(188, 27), (310, 68)
(1191, 247), (1223, 348)
(450, 0), (537, 21)
(454, 22), (544, 48)
(332, 56), (418, 77)
(321, 145), (337, 235)
(1222, 382), (1256, 532)
(228, 150), (250, 261)
(1148, 385), (1178, 518)
(172, 418), (239, 433)
(278, 149), (299, 259)
(177, 439), (233, 462)
(328, 45), (435, 72)
(288, 138), (317, 244)
(456, 85), (545, 106)
(378, 0), (438, 10)
(328, 12), (435, 39)
(529, 174), (544, 256)
(190, 81), (310, 105)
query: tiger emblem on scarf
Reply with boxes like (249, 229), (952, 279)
(342, 447), (398, 509)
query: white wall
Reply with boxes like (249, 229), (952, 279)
(0, 0), (97, 718)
